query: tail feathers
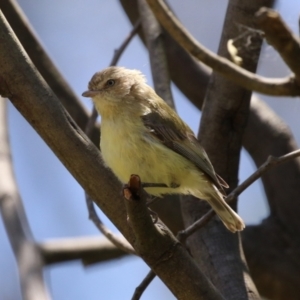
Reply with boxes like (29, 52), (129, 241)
(207, 196), (245, 233)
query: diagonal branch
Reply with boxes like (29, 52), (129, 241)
(0, 99), (50, 300)
(123, 175), (224, 300)
(180, 1), (273, 299)
(131, 269), (156, 300)
(85, 195), (136, 255)
(145, 0), (300, 96)
(0, 0), (100, 144)
(178, 148), (300, 241)
(256, 7), (300, 83)
(138, 0), (174, 108)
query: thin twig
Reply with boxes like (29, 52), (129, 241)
(226, 149), (300, 202)
(131, 270), (156, 300)
(109, 19), (141, 66)
(85, 194), (136, 254)
(178, 149), (300, 241)
(84, 20), (141, 254)
(145, 0), (300, 96)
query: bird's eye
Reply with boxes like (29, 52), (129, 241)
(106, 79), (115, 87)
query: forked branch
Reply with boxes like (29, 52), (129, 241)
(178, 149), (300, 241)
(145, 0), (300, 96)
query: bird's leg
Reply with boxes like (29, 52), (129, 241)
(122, 180), (159, 224)
(141, 182), (168, 188)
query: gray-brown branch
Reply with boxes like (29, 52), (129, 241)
(118, 2), (300, 298)
(39, 236), (130, 265)
(178, 148), (300, 241)
(123, 175), (224, 300)
(0, 99), (51, 300)
(181, 1), (275, 299)
(256, 7), (300, 83)
(145, 0), (300, 96)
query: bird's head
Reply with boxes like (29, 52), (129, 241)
(82, 66), (147, 102)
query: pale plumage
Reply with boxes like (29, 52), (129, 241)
(82, 66), (245, 232)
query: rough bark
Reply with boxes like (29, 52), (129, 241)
(119, 1), (300, 299)
(180, 1), (274, 299)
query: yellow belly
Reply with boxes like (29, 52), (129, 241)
(100, 118), (203, 196)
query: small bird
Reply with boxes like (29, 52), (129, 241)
(82, 66), (245, 233)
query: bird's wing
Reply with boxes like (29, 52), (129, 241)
(141, 110), (228, 193)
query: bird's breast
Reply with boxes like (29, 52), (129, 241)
(100, 117), (151, 183)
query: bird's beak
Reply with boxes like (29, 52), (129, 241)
(82, 90), (100, 97)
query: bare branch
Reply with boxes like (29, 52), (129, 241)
(110, 19), (141, 66)
(85, 195), (136, 255)
(145, 0), (300, 96)
(0, 0), (102, 143)
(228, 149), (300, 201)
(178, 148), (300, 241)
(179, 1), (270, 298)
(256, 7), (300, 82)
(123, 175), (224, 300)
(0, 99), (50, 300)
(138, 0), (174, 107)
(119, 0), (210, 107)
(39, 236), (130, 265)
(131, 270), (156, 300)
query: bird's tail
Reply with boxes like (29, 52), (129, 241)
(194, 188), (245, 233)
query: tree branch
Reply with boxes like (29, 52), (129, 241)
(180, 0), (276, 299)
(119, 2), (300, 297)
(178, 148), (300, 241)
(131, 269), (156, 300)
(0, 0), (100, 144)
(256, 7), (300, 83)
(0, 99), (50, 300)
(123, 175), (224, 300)
(137, 0), (174, 108)
(85, 195), (136, 255)
(39, 236), (130, 265)
(243, 220), (300, 300)
(145, 0), (300, 96)
(243, 97), (300, 230)
(119, 0), (210, 108)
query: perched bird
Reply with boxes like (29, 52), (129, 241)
(82, 66), (245, 232)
